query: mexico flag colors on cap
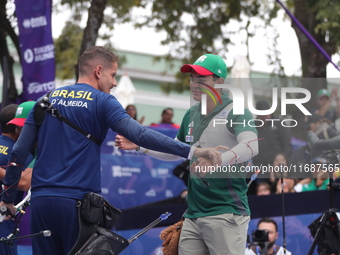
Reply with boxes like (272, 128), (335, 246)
(180, 54), (228, 79)
(7, 101), (36, 127)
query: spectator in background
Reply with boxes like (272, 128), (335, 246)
(304, 113), (339, 140)
(275, 177), (296, 194)
(301, 113), (340, 164)
(290, 113), (340, 168)
(252, 100), (292, 175)
(268, 153), (289, 193)
(125, 104), (145, 125)
(312, 88), (340, 123)
(245, 217), (292, 255)
(150, 107), (180, 129)
(294, 157), (330, 192)
(256, 182), (271, 196)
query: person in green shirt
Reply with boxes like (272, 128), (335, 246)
(116, 54), (259, 255)
(294, 157), (330, 192)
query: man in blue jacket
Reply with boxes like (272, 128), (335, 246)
(0, 46), (220, 255)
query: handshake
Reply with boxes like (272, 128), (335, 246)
(190, 146), (228, 177)
(115, 134), (228, 177)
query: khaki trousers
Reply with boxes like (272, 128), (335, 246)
(178, 213), (250, 255)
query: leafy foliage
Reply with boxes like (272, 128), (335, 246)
(314, 1), (340, 49)
(136, 0), (289, 93)
(141, 0), (340, 92)
(54, 22), (83, 80)
(2, 0), (340, 99)
(54, 0), (143, 80)
(0, 0), (20, 103)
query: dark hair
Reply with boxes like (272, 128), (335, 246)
(0, 104), (18, 133)
(78, 46), (119, 76)
(257, 217), (278, 232)
(273, 153), (289, 166)
(125, 104), (137, 120)
(162, 108), (173, 115)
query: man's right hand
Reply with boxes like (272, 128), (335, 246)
(193, 146), (228, 166)
(0, 201), (16, 221)
(115, 134), (138, 150)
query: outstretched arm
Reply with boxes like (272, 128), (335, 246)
(115, 134), (227, 162)
(113, 117), (222, 164)
(115, 134), (184, 161)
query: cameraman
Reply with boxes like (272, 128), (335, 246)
(245, 218), (292, 255)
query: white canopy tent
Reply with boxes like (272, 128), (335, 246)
(111, 73), (136, 109)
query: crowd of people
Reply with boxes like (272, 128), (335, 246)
(248, 87), (340, 197)
(125, 104), (180, 129)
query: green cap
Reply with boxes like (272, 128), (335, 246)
(316, 89), (330, 98)
(180, 54), (228, 78)
(7, 101), (36, 127)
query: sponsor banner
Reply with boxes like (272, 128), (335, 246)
(15, 0), (55, 101)
(100, 128), (186, 209)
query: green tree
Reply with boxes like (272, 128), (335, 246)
(0, 0), (20, 105)
(141, 0), (340, 93)
(290, 0), (340, 113)
(3, 0), (340, 103)
(54, 22), (83, 80)
(292, 0), (340, 78)
(138, 0), (281, 93)
(56, 0), (144, 79)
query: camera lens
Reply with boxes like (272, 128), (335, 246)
(254, 230), (265, 239)
(252, 229), (269, 242)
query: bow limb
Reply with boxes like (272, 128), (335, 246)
(15, 189), (31, 213)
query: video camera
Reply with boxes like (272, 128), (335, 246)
(247, 229), (270, 255)
(252, 229), (269, 247)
